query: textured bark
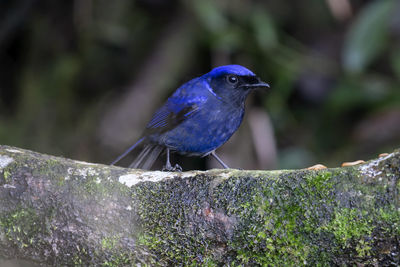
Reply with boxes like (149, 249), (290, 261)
(0, 145), (399, 266)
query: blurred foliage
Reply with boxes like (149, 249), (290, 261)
(342, 0), (395, 73)
(0, 0), (399, 170)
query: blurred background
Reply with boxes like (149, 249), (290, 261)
(1, 0), (400, 171)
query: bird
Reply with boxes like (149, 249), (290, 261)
(111, 64), (270, 170)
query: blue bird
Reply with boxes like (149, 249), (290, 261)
(111, 65), (270, 170)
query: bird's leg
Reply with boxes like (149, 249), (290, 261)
(163, 148), (172, 171)
(162, 148), (182, 172)
(210, 151), (230, 169)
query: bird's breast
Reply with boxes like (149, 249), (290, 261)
(158, 104), (245, 155)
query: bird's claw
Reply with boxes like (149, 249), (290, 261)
(162, 164), (182, 172)
(173, 164), (182, 172)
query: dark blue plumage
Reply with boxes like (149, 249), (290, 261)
(111, 65), (269, 170)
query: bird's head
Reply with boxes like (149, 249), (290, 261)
(204, 65), (270, 106)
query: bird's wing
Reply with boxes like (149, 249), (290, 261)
(144, 97), (204, 135)
(145, 79), (208, 135)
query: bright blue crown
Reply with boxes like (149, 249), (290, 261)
(206, 65), (256, 78)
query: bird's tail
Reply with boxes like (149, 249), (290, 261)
(111, 137), (164, 169)
(110, 137), (145, 165)
(128, 144), (164, 170)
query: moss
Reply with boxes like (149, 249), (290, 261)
(3, 170), (11, 182)
(132, 166), (400, 265)
(137, 232), (162, 251)
(73, 234), (136, 266)
(45, 158), (60, 167)
(320, 208), (373, 256)
(228, 171), (337, 265)
(0, 207), (43, 248)
(132, 171), (342, 265)
(83, 176), (106, 195)
(72, 245), (90, 266)
(56, 176), (65, 186)
(101, 252), (132, 267)
(100, 236), (120, 250)
(377, 206), (400, 234)
(72, 255), (84, 266)
(132, 174), (221, 264)
(1, 145), (399, 265)
(132, 170), (339, 265)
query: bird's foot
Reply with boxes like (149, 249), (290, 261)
(162, 164), (182, 172)
(173, 164), (182, 172)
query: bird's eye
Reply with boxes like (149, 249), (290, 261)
(226, 75), (238, 85)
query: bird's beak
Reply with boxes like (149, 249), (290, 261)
(245, 81), (270, 90)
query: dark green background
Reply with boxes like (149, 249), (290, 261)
(1, 0), (399, 170)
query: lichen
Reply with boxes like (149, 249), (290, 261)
(0, 155), (14, 169)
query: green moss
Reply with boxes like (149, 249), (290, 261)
(234, 166), (400, 265)
(320, 208), (373, 256)
(0, 207), (42, 248)
(137, 232), (162, 251)
(73, 234), (136, 266)
(83, 176), (105, 195)
(3, 170), (11, 182)
(71, 244), (94, 266)
(101, 252), (132, 266)
(132, 174), (220, 264)
(305, 171), (333, 193)
(377, 206), (400, 234)
(133, 171), (339, 265)
(100, 236), (120, 250)
(226, 171), (337, 265)
(72, 255), (83, 265)
(92, 160), (399, 265)
(56, 176), (65, 186)
(45, 159), (60, 167)
(0, 146), (399, 265)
